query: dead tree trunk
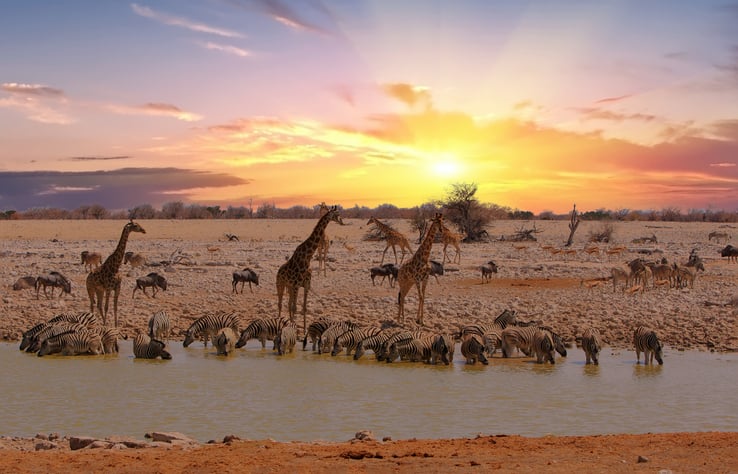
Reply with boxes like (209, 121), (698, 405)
(565, 204), (580, 247)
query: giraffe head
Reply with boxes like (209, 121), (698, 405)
(126, 220), (146, 235)
(367, 216), (377, 226)
(323, 205), (342, 225)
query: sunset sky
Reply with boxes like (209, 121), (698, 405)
(1, 1), (738, 214)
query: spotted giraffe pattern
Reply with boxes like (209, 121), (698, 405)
(86, 220), (146, 327)
(397, 213), (444, 326)
(367, 216), (413, 265)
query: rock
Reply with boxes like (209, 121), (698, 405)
(147, 432), (199, 445)
(637, 455), (649, 463)
(34, 441), (57, 451)
(353, 430), (375, 442)
(69, 436), (96, 451)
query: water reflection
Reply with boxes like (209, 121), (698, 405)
(1, 343), (736, 442)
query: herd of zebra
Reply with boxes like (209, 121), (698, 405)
(19, 308), (665, 366)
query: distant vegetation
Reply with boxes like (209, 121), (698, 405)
(2, 183), (738, 225)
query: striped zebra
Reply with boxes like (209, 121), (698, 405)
(213, 327), (237, 356)
(353, 328), (404, 360)
(37, 329), (104, 357)
(386, 334), (436, 363)
(235, 317), (292, 349)
(183, 311), (240, 348)
(26, 321), (90, 353)
(460, 334), (488, 365)
(501, 326), (560, 359)
(148, 310), (171, 342)
(531, 329), (555, 364)
(430, 334), (453, 365)
(633, 326), (663, 365)
(133, 333), (172, 359)
(302, 318), (335, 352)
(581, 328), (601, 365)
(317, 320), (358, 355)
(93, 326), (120, 354)
(375, 330), (425, 362)
(275, 325), (297, 355)
(331, 326), (383, 356)
(21, 311), (98, 351)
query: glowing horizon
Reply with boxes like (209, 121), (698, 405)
(1, 2), (737, 214)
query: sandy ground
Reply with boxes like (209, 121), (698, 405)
(1, 218), (737, 471)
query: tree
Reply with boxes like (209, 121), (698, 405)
(565, 204), (580, 247)
(129, 204), (156, 219)
(161, 201), (185, 219)
(437, 182), (492, 242)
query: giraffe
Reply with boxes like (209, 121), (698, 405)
(277, 205), (342, 332)
(86, 220), (146, 327)
(397, 213), (444, 326)
(315, 202), (342, 276)
(367, 216), (413, 265)
(440, 222), (462, 264)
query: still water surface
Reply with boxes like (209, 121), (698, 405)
(1, 342), (736, 442)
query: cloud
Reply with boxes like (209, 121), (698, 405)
(230, 0), (333, 35)
(200, 41), (250, 57)
(131, 3), (244, 38)
(67, 156), (132, 161)
(2, 83), (65, 98)
(382, 83), (433, 109)
(106, 102), (202, 122)
(0, 168), (249, 211)
(577, 108), (657, 123)
(594, 95), (631, 105)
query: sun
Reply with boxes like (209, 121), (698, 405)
(428, 152), (463, 177)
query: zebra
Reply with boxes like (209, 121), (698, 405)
(183, 311), (240, 348)
(232, 268), (259, 294)
(501, 326), (540, 357)
(353, 328), (405, 360)
(148, 310), (171, 342)
(302, 318), (335, 352)
(531, 329), (556, 364)
(633, 326), (663, 365)
(331, 326), (383, 356)
(93, 326), (120, 354)
(275, 325), (297, 355)
(581, 328), (601, 365)
(21, 311), (98, 351)
(386, 334), (436, 363)
(213, 327), (238, 356)
(37, 329), (104, 357)
(25, 321), (90, 353)
(235, 317), (292, 349)
(34, 271), (71, 299)
(133, 333), (172, 359)
(430, 334), (452, 365)
(317, 320), (358, 355)
(375, 330), (425, 362)
(460, 334), (488, 365)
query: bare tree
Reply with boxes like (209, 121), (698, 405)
(437, 183), (492, 242)
(565, 204), (580, 247)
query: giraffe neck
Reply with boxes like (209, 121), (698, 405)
(410, 219), (441, 267)
(291, 212), (333, 265)
(101, 225), (131, 272)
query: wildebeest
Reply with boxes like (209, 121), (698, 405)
(232, 268), (259, 293)
(13, 276), (37, 291)
(132, 272), (168, 298)
(721, 244), (738, 263)
(429, 260), (444, 283)
(480, 260), (498, 283)
(35, 272), (71, 299)
(370, 263), (398, 287)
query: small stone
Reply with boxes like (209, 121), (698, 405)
(34, 441), (57, 451)
(69, 436), (96, 451)
(637, 455), (649, 463)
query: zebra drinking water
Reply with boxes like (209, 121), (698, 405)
(633, 326), (663, 365)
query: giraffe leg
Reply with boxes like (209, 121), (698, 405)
(113, 280), (121, 328)
(276, 281), (285, 318)
(301, 283), (309, 333)
(287, 286), (298, 323)
(103, 290), (111, 327)
(416, 279), (428, 326)
(381, 246), (389, 265)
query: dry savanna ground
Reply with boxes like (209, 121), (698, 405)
(1, 218), (737, 472)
